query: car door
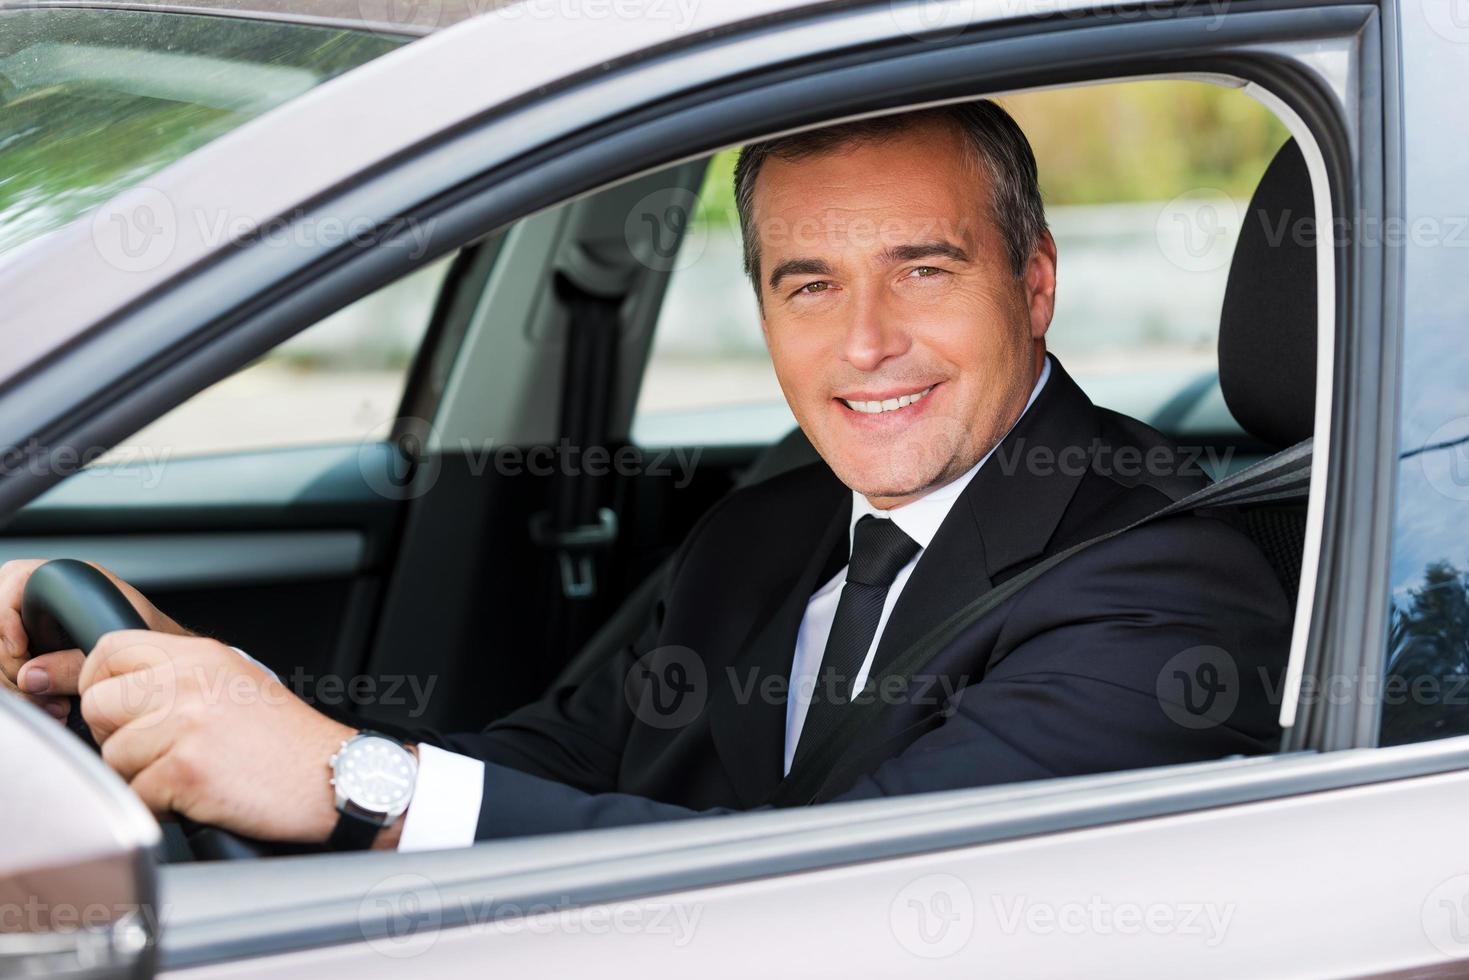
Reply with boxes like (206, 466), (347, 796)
(3, 0), (1455, 977)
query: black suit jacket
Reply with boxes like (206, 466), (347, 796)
(417, 358), (1293, 839)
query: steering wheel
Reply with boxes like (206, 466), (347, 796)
(22, 559), (271, 861)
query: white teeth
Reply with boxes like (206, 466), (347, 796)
(842, 386), (932, 414)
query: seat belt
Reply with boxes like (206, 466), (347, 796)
(530, 248), (638, 658)
(768, 439), (1313, 807)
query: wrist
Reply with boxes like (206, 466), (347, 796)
(308, 719), (360, 842)
(371, 743), (418, 850)
(326, 730), (419, 851)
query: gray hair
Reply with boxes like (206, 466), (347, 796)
(732, 100), (1047, 297)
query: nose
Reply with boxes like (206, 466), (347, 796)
(840, 287), (911, 373)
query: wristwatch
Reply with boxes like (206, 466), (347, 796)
(327, 730), (419, 851)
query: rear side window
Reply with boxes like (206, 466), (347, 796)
(102, 254), (454, 460)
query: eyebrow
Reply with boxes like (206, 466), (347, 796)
(765, 240), (972, 293)
(882, 240), (972, 264)
(767, 257), (834, 292)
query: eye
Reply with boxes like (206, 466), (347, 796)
(793, 280), (831, 297)
(907, 266), (945, 279)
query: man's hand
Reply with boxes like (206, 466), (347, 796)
(79, 630), (356, 842)
(0, 559), (190, 720)
(0, 559), (410, 846)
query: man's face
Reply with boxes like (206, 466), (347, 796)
(752, 120), (1057, 508)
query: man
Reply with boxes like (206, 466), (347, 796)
(0, 102), (1291, 850)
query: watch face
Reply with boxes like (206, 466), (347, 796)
(334, 736), (417, 815)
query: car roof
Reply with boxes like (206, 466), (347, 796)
(0, 0), (523, 37)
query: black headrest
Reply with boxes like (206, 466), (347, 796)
(1218, 139), (1317, 448)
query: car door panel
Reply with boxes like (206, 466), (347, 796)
(152, 741), (1469, 978)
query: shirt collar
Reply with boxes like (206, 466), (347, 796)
(847, 355), (1052, 552)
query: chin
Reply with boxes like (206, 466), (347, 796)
(830, 456), (941, 502)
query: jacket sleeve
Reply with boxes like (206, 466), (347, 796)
(437, 515), (1294, 841)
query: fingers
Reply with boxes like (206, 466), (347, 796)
(0, 561), (90, 720)
(0, 563), (46, 688)
(15, 649), (85, 698)
(80, 666), (177, 744)
(120, 753), (186, 820)
(0, 606), (30, 682)
(0, 555), (188, 738)
(11, 648), (85, 723)
(0, 559), (49, 680)
(0, 559), (47, 627)
(79, 631), (232, 743)
(98, 705), (177, 782)
(78, 630), (175, 694)
(78, 632), (177, 743)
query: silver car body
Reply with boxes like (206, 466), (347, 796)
(1, 0), (1463, 976)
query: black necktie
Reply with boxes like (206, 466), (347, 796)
(792, 514), (920, 769)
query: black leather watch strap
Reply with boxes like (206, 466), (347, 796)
(327, 806), (382, 852)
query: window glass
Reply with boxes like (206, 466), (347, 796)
(632, 80), (1288, 448)
(106, 255), (453, 460)
(1379, 11), (1469, 747)
(0, 8), (402, 259)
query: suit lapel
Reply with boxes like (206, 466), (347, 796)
(869, 357), (1100, 677)
(964, 357), (1100, 579)
(707, 481), (850, 807)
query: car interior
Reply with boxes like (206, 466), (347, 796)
(0, 87), (1320, 838)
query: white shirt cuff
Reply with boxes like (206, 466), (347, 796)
(230, 646), (278, 681)
(397, 743), (485, 852)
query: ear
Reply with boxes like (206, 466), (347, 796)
(1024, 229), (1057, 340)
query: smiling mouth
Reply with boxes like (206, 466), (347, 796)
(838, 385), (935, 415)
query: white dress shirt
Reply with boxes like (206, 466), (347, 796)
(782, 356), (1051, 772)
(355, 357), (1051, 850)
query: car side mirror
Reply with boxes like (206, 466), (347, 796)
(0, 697), (159, 978)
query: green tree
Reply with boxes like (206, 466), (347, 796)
(1382, 560), (1469, 745)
